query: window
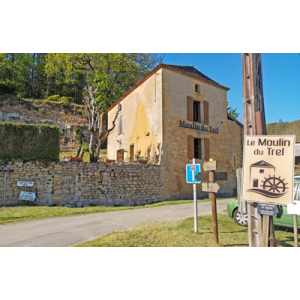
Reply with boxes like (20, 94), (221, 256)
(187, 96), (208, 125)
(260, 169), (264, 173)
(193, 101), (201, 123)
(194, 138), (201, 159)
(118, 115), (123, 135)
(188, 136), (209, 160)
(195, 84), (199, 93)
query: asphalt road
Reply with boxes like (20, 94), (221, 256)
(0, 199), (233, 247)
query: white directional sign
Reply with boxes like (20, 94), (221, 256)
(17, 181), (34, 187)
(242, 135), (295, 205)
(19, 191), (36, 201)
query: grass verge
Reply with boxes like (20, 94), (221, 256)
(75, 212), (296, 247)
(0, 197), (234, 225)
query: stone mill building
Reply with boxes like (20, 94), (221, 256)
(107, 63), (244, 199)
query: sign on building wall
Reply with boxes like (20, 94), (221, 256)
(242, 135), (295, 205)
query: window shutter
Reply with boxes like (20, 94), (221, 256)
(188, 135), (194, 159)
(204, 138), (209, 161)
(187, 96), (193, 121)
(204, 101), (209, 125)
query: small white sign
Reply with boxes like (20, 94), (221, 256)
(17, 181), (34, 187)
(287, 202), (300, 215)
(19, 191), (36, 201)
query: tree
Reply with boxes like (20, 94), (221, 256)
(45, 53), (160, 161)
(45, 53), (160, 109)
(227, 100), (240, 119)
(83, 86), (121, 162)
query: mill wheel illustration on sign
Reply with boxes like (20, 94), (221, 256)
(247, 160), (288, 198)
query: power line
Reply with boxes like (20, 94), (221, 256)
(161, 53), (166, 63)
(169, 53), (180, 64)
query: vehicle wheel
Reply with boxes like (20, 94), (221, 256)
(233, 209), (248, 227)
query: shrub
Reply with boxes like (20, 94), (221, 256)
(0, 122), (60, 161)
(60, 96), (69, 105)
(48, 95), (60, 102)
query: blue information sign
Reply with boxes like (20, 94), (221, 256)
(186, 164), (201, 184)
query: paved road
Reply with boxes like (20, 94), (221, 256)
(0, 199), (233, 247)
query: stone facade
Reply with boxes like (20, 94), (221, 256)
(107, 64), (244, 200)
(160, 68), (243, 199)
(0, 160), (163, 207)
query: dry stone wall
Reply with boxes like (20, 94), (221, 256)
(0, 160), (162, 207)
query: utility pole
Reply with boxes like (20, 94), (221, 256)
(242, 53), (275, 247)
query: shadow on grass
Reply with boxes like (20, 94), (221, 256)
(223, 244), (248, 247)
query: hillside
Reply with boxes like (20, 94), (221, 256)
(267, 120), (300, 142)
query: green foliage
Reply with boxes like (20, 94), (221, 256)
(135, 150), (142, 160)
(48, 95), (60, 102)
(0, 122), (60, 161)
(59, 96), (69, 105)
(267, 119), (300, 141)
(45, 53), (160, 110)
(227, 101), (240, 119)
(81, 143), (89, 152)
(74, 127), (80, 135)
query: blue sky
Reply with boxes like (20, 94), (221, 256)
(156, 53), (300, 124)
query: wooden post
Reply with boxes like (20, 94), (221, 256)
(260, 215), (270, 247)
(294, 214), (298, 247)
(236, 168), (246, 214)
(210, 169), (219, 244)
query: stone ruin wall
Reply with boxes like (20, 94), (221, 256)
(0, 160), (163, 207)
(0, 99), (90, 147)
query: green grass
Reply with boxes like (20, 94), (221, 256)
(75, 212), (296, 247)
(295, 168), (300, 175)
(0, 197), (233, 225)
(60, 149), (106, 163)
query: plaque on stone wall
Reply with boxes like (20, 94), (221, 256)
(19, 191), (36, 201)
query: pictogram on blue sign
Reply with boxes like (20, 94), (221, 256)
(186, 164), (201, 184)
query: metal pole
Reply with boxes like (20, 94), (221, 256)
(293, 214), (298, 247)
(3, 170), (7, 207)
(192, 158), (198, 233)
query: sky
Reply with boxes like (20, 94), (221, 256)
(156, 53), (300, 125)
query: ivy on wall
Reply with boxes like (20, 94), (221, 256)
(0, 122), (60, 161)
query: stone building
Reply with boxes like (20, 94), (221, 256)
(107, 63), (244, 199)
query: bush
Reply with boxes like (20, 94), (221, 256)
(0, 122), (60, 161)
(48, 95), (60, 102)
(60, 96), (69, 105)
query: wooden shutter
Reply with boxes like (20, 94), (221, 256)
(204, 101), (209, 125)
(187, 96), (193, 121)
(204, 138), (209, 161)
(188, 135), (194, 159)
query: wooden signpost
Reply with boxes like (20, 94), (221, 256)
(195, 160), (227, 244)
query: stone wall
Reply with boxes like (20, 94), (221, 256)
(0, 98), (88, 135)
(0, 160), (163, 207)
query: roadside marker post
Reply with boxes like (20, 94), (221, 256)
(0, 168), (14, 207)
(186, 159), (201, 233)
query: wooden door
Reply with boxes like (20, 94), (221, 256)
(130, 144), (134, 161)
(117, 149), (124, 162)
